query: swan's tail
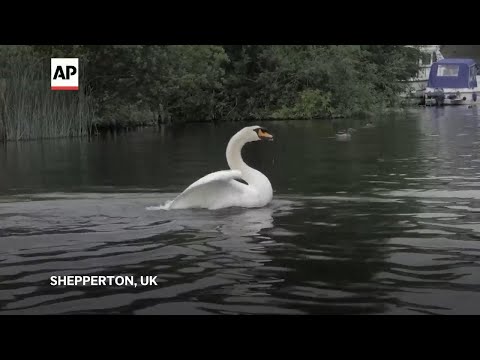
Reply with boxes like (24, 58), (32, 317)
(146, 200), (173, 211)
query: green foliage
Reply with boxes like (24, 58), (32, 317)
(32, 45), (229, 124)
(272, 89), (333, 119)
(0, 45), (421, 141)
(220, 45), (420, 120)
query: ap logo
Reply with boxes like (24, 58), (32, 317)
(51, 58), (79, 91)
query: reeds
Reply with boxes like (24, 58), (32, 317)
(0, 56), (95, 141)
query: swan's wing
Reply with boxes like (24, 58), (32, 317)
(182, 170), (243, 193)
(167, 170), (254, 210)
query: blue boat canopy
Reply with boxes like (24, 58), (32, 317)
(427, 58), (478, 89)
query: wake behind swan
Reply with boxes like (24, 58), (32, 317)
(146, 200), (173, 211)
(147, 126), (274, 211)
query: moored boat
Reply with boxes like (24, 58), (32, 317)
(424, 58), (479, 106)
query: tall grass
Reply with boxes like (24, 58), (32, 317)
(0, 56), (95, 142)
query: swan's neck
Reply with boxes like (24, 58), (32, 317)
(226, 133), (249, 173)
(226, 133), (272, 194)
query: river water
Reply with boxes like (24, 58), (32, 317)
(1, 106), (480, 315)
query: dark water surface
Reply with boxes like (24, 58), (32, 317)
(1, 106), (480, 315)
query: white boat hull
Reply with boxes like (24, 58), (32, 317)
(424, 87), (479, 106)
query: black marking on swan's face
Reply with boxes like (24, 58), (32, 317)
(253, 127), (273, 141)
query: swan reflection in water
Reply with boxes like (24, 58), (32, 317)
(153, 204), (277, 257)
(143, 204), (289, 309)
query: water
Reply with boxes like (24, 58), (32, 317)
(1, 106), (480, 315)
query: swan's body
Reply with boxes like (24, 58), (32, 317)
(160, 126), (274, 210)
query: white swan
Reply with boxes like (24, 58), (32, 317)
(159, 125), (274, 210)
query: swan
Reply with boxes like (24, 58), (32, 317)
(157, 125), (274, 210)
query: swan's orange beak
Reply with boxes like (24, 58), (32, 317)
(258, 129), (273, 141)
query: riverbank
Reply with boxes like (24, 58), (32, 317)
(1, 104), (418, 143)
(0, 45), (422, 142)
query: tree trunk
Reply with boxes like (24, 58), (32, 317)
(0, 78), (7, 141)
(157, 103), (171, 126)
